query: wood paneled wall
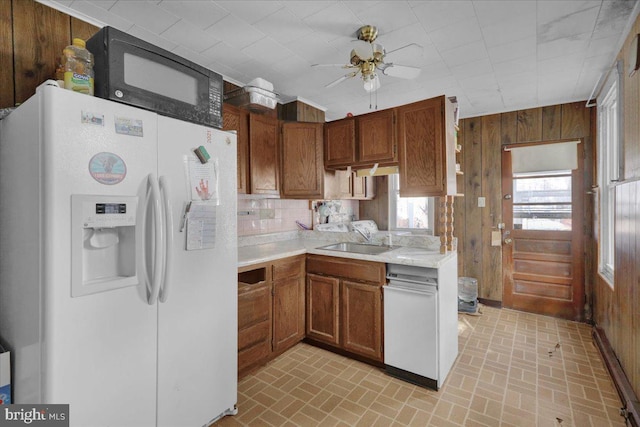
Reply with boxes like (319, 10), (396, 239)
(456, 102), (594, 304)
(0, 0), (99, 108)
(594, 13), (640, 399)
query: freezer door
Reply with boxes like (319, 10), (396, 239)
(156, 116), (238, 427)
(38, 86), (158, 426)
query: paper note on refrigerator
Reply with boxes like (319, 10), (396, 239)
(186, 202), (217, 250)
(187, 157), (219, 204)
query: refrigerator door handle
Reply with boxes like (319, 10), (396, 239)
(147, 173), (165, 305)
(158, 176), (173, 303)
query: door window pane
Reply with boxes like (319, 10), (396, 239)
(513, 171), (572, 231)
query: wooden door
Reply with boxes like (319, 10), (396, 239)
(280, 122), (323, 199)
(324, 118), (356, 168)
(502, 145), (584, 321)
(222, 104), (249, 194)
(341, 280), (382, 361)
(249, 113), (279, 195)
(306, 273), (340, 345)
(357, 109), (396, 164)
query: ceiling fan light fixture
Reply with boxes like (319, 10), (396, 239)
(363, 74), (380, 92)
(372, 43), (384, 62)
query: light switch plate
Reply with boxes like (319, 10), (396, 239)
(478, 197), (486, 208)
(491, 231), (502, 246)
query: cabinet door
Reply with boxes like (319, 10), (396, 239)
(273, 276), (305, 352)
(250, 113), (280, 195)
(238, 283), (272, 373)
(281, 122), (324, 199)
(341, 280), (382, 361)
(397, 96), (452, 196)
(324, 118), (356, 168)
(357, 109), (396, 164)
(352, 175), (366, 199)
(306, 273), (340, 345)
(337, 170), (352, 199)
(222, 104), (249, 194)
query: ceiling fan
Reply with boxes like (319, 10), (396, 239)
(312, 25), (422, 93)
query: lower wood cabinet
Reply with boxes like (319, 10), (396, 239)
(272, 256), (306, 353)
(342, 280), (382, 361)
(306, 255), (385, 363)
(306, 273), (340, 345)
(237, 255), (305, 377)
(237, 275), (271, 375)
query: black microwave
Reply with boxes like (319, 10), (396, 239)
(87, 26), (223, 129)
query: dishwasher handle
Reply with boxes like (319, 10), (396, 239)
(386, 281), (438, 294)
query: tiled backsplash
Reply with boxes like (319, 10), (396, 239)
(237, 198), (359, 236)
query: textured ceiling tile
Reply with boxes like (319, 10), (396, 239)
(216, 1), (284, 24)
(440, 41), (489, 69)
(537, 2), (601, 43)
(428, 16), (484, 52)
(348, 1), (418, 33)
(201, 42), (252, 68)
(110, 0), (180, 34)
(411, 0), (477, 32)
(487, 37), (536, 64)
(161, 20), (221, 53)
(302, 2), (363, 42)
(282, 1), (338, 19)
(206, 14), (266, 50)
(254, 8), (314, 44)
(71, 0), (134, 31)
(157, 0), (228, 30)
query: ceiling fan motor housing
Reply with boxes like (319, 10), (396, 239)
(358, 25), (378, 43)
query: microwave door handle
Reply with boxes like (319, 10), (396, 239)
(158, 176), (173, 303)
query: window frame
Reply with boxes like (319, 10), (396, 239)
(597, 61), (623, 288)
(388, 174), (434, 234)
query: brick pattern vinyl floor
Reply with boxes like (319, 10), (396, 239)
(215, 306), (625, 426)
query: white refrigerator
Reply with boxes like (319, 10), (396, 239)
(0, 83), (238, 426)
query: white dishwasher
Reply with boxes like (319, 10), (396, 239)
(384, 263), (441, 390)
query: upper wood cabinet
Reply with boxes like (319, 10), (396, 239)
(324, 110), (397, 170)
(337, 171), (376, 200)
(222, 104), (250, 194)
(357, 109), (397, 165)
(280, 122), (324, 199)
(396, 96), (457, 197)
(324, 119), (356, 168)
(249, 113), (280, 196)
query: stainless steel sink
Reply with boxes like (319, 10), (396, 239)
(318, 242), (396, 255)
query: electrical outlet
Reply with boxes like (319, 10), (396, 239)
(478, 197), (486, 208)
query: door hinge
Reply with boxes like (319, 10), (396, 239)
(271, 288), (275, 296)
(393, 144), (397, 155)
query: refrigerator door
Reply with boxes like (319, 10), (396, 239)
(156, 116), (238, 427)
(39, 86), (159, 426)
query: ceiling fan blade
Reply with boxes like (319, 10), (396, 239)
(384, 43), (423, 60)
(312, 63), (356, 68)
(325, 70), (359, 88)
(382, 64), (421, 79)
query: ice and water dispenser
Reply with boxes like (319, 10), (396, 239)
(71, 195), (138, 297)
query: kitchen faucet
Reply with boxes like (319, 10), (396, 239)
(355, 227), (372, 243)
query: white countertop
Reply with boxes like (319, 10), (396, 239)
(238, 238), (456, 269)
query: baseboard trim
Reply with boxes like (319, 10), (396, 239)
(593, 326), (640, 427)
(478, 298), (502, 308)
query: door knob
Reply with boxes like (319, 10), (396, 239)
(504, 238), (513, 245)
